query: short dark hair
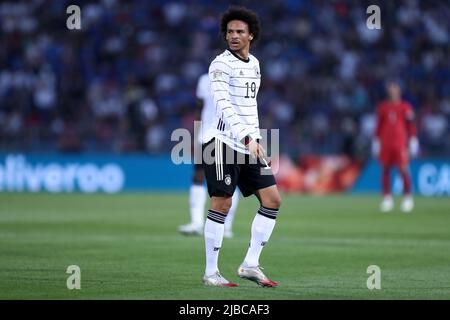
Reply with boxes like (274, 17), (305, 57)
(220, 6), (260, 43)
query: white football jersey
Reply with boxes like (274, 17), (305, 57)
(203, 49), (262, 154)
(196, 73), (216, 144)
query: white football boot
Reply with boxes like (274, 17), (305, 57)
(401, 196), (414, 213)
(178, 223), (203, 236)
(202, 271), (238, 287)
(237, 264), (278, 287)
(380, 195), (394, 212)
(223, 229), (234, 239)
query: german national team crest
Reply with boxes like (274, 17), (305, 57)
(224, 174), (231, 186)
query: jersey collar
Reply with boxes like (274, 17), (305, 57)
(227, 48), (250, 63)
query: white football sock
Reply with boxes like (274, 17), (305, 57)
(204, 210), (226, 276)
(189, 184), (207, 226)
(225, 190), (239, 232)
(243, 207), (278, 267)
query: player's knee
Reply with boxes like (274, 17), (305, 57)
(211, 197), (232, 214)
(192, 174), (204, 184)
(271, 195), (282, 209)
(219, 200), (232, 213)
(192, 168), (205, 184)
(399, 166), (408, 174)
(263, 194), (281, 209)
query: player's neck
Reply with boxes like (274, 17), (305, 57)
(228, 47), (250, 62)
(237, 48), (249, 60)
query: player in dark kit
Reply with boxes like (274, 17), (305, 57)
(372, 81), (419, 212)
(201, 6), (281, 287)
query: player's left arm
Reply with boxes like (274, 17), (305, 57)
(195, 98), (204, 120)
(195, 75), (208, 120)
(372, 104), (383, 157)
(405, 103), (419, 157)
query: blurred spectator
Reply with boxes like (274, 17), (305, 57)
(0, 0), (448, 158)
(420, 107), (448, 156)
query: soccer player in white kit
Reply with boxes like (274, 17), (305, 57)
(178, 74), (240, 238)
(201, 6), (281, 288)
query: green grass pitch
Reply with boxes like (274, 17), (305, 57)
(0, 193), (449, 299)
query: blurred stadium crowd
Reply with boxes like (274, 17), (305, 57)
(0, 0), (449, 159)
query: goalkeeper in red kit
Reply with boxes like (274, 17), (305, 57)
(372, 81), (419, 212)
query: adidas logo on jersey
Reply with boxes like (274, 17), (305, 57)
(239, 70), (244, 76)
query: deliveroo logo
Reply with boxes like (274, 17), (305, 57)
(0, 155), (124, 193)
